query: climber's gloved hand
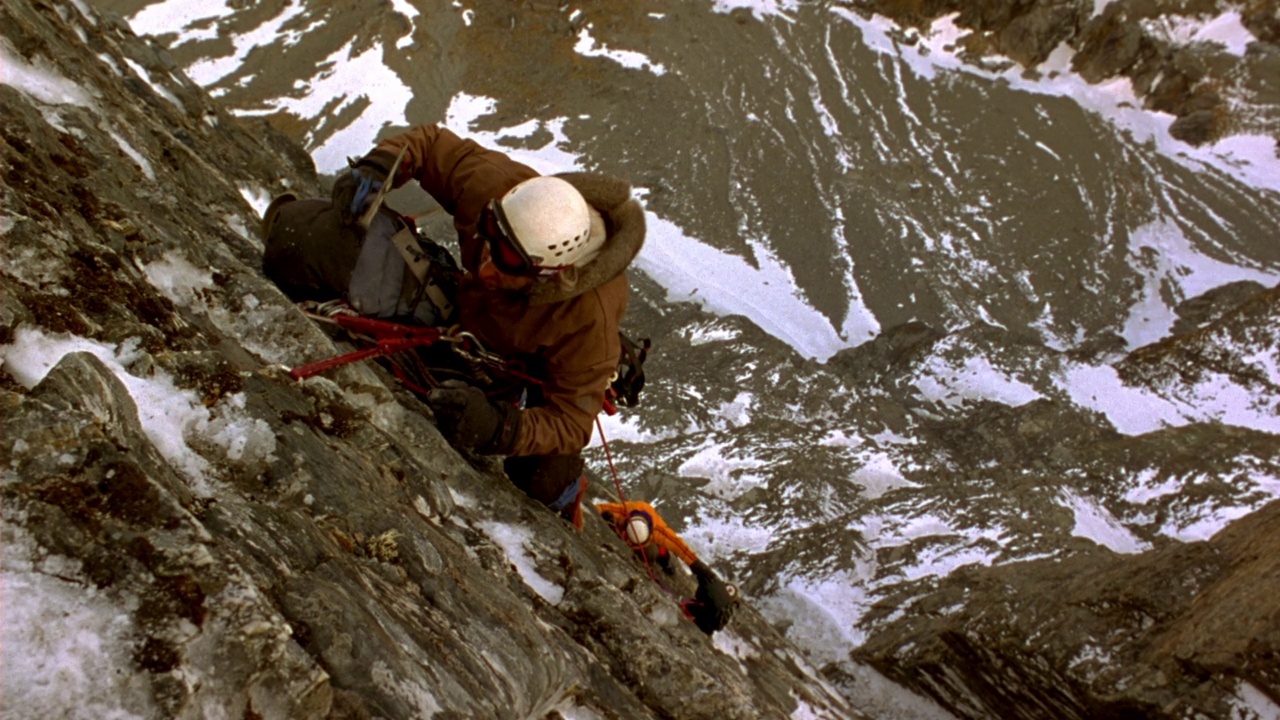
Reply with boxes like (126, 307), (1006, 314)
(425, 382), (521, 455)
(686, 560), (739, 635)
(331, 150), (397, 225)
(655, 546), (676, 576)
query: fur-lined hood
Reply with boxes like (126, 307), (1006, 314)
(527, 172), (645, 306)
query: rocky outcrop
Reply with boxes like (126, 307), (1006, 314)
(846, 0), (1280, 147)
(855, 492), (1280, 719)
(0, 1), (859, 717)
(851, 283), (1280, 719)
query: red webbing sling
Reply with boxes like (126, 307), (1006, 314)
(288, 314), (444, 395)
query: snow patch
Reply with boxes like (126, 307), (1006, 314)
(851, 451), (916, 499)
(1123, 468), (1184, 504)
(142, 250), (216, 305)
(684, 511), (776, 560)
(1140, 12), (1256, 57)
(477, 521), (564, 604)
(1122, 219), (1279, 348)
(574, 26), (667, 75)
(1229, 679), (1280, 720)
(677, 440), (768, 500)
(0, 328), (273, 494)
(2, 527), (159, 720)
(833, 8), (1280, 192)
(120, 56), (183, 109)
(125, 0), (237, 40)
(238, 184), (273, 218)
(103, 128), (155, 181)
(1060, 490), (1152, 554)
(235, 38), (412, 173)
(0, 37), (94, 107)
(636, 218), (868, 361)
(182, 2), (308, 86)
(756, 570), (874, 662)
(912, 350), (1042, 409)
(711, 0), (799, 22)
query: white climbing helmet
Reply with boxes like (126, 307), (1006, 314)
(624, 511), (652, 546)
(497, 176), (604, 269)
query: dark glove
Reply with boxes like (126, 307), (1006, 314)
(655, 546), (675, 576)
(426, 384), (521, 455)
(686, 560), (738, 635)
(330, 151), (397, 225)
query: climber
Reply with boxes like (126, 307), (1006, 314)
(597, 500), (740, 635)
(261, 124), (646, 529)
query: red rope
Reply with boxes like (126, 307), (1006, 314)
(595, 416), (681, 594)
(596, 415), (627, 503)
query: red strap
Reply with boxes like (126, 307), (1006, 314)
(325, 314), (441, 342)
(289, 330), (442, 380)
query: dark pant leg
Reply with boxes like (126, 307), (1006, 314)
(503, 454), (584, 507)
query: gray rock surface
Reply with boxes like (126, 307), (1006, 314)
(0, 1), (860, 717)
(855, 492), (1280, 719)
(852, 284), (1280, 718)
(848, 0), (1280, 147)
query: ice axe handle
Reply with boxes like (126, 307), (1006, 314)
(358, 145), (409, 230)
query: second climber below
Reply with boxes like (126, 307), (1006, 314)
(597, 500), (740, 635)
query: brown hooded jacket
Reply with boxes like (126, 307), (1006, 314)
(368, 125), (645, 456)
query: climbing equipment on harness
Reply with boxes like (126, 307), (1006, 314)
(288, 303), (541, 399)
(600, 333), (649, 415)
(288, 308), (443, 395)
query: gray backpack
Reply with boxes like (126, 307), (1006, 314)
(348, 210), (458, 325)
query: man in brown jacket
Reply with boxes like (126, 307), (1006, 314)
(264, 125), (645, 527)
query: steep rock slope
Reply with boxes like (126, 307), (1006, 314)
(847, 0), (1280, 146)
(851, 284), (1280, 719)
(0, 1), (859, 718)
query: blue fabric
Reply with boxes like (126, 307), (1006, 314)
(547, 473), (585, 512)
(349, 168), (383, 216)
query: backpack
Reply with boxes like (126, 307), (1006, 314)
(349, 212), (460, 326)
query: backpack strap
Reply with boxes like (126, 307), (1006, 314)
(389, 224), (456, 323)
(358, 146), (408, 229)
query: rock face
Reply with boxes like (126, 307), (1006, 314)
(849, 0), (1280, 147)
(0, 1), (859, 718)
(851, 284), (1280, 718)
(855, 494), (1280, 719)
